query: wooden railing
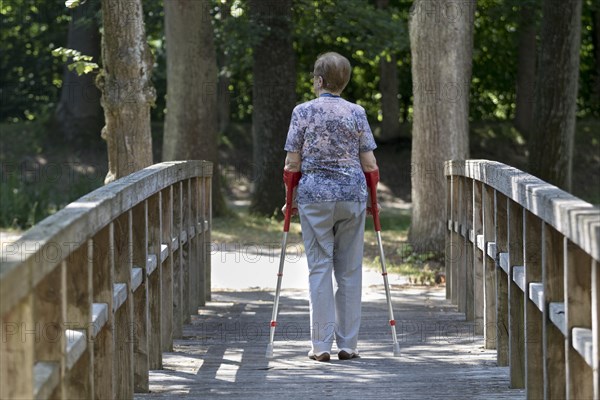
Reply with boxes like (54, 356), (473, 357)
(0, 160), (212, 399)
(445, 160), (600, 399)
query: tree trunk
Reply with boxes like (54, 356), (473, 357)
(591, 8), (600, 107)
(408, 0), (474, 253)
(529, 0), (582, 191)
(379, 54), (402, 141)
(55, 0), (103, 146)
(514, 2), (537, 139)
(377, 0), (402, 142)
(249, 0), (296, 216)
(217, 0), (232, 135)
(98, 0), (155, 183)
(217, 57), (232, 137)
(162, 0), (227, 216)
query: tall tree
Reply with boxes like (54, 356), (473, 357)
(591, 4), (600, 108)
(376, 0), (402, 142)
(98, 0), (155, 183)
(514, 1), (537, 139)
(249, 0), (296, 216)
(379, 53), (402, 141)
(217, 0), (232, 136)
(529, 0), (582, 191)
(408, 0), (474, 252)
(55, 0), (103, 146)
(162, 0), (226, 215)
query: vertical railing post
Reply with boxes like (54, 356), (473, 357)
(0, 295), (34, 399)
(524, 210), (543, 398)
(181, 180), (191, 323)
(188, 178), (199, 314)
(465, 178), (474, 322)
(204, 170), (213, 302)
(473, 180), (484, 335)
(592, 259), (600, 399)
(508, 200), (525, 388)
(113, 213), (134, 399)
(542, 224), (566, 399)
(92, 226), (115, 399)
(482, 185), (496, 349)
(172, 182), (183, 338)
(34, 262), (66, 398)
(458, 176), (467, 313)
(147, 193), (162, 369)
(194, 176), (203, 308)
(496, 192), (509, 366)
(197, 176), (207, 307)
(451, 175), (460, 306)
(446, 173), (452, 300)
(161, 187), (174, 352)
(64, 242), (93, 397)
(564, 241), (593, 398)
(132, 201), (149, 392)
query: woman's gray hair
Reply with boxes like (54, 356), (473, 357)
(314, 52), (352, 93)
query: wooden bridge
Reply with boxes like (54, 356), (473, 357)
(0, 159), (598, 399)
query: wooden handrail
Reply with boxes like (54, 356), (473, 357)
(0, 160), (213, 399)
(445, 159), (600, 399)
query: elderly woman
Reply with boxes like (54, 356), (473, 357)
(283, 52), (378, 362)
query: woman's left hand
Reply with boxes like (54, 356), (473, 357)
(366, 203), (381, 216)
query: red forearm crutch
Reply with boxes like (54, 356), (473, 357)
(365, 169), (401, 357)
(266, 169), (302, 358)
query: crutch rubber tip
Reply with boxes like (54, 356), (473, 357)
(266, 343), (274, 359)
(393, 343), (401, 357)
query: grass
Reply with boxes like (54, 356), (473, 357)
(212, 208), (304, 246)
(212, 206), (444, 285)
(363, 209), (444, 285)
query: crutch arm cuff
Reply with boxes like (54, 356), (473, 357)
(364, 168), (380, 188)
(283, 169), (302, 190)
(364, 169), (381, 231)
(283, 170), (301, 232)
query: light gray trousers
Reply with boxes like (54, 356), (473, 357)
(298, 201), (366, 354)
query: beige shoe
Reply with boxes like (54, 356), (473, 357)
(337, 350), (359, 360)
(308, 352), (330, 362)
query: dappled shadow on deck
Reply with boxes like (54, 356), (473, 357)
(135, 287), (524, 400)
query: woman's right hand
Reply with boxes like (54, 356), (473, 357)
(281, 204), (298, 217)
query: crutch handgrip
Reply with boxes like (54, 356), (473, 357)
(283, 170), (301, 232)
(364, 169), (381, 232)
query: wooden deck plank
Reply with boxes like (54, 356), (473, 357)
(135, 287), (524, 400)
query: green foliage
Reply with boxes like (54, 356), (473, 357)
(0, 122), (104, 229)
(0, 167), (103, 230)
(0, 1), (70, 122)
(470, 0), (521, 120)
(293, 0), (407, 58)
(212, 0), (410, 122)
(293, 0), (410, 118)
(0, 0), (597, 125)
(51, 47), (99, 75)
(142, 0), (167, 121)
(579, 0), (600, 117)
(470, 0), (599, 120)
(212, 0), (254, 121)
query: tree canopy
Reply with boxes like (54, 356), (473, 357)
(2, 0), (598, 125)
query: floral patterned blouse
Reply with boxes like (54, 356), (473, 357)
(284, 95), (377, 204)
